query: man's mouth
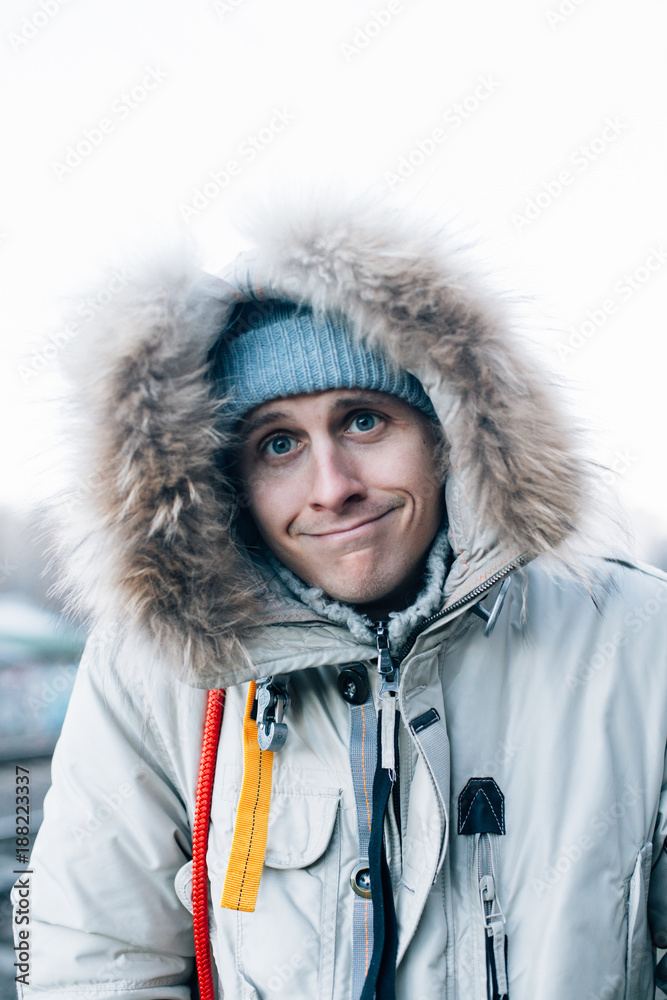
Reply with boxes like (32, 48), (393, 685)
(307, 510), (394, 538)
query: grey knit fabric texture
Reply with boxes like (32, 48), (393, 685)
(265, 523), (452, 649)
(212, 299), (437, 422)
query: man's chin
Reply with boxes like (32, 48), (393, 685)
(307, 565), (399, 607)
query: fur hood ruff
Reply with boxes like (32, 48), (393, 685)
(59, 196), (609, 686)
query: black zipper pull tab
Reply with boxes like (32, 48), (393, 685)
(376, 622), (395, 682)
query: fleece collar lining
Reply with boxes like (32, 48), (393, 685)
(264, 525), (452, 649)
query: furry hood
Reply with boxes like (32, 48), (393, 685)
(58, 195), (607, 686)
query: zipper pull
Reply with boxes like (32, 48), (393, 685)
(376, 622), (395, 682)
(376, 623), (399, 779)
(478, 858), (509, 998)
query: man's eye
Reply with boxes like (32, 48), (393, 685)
(348, 412), (380, 433)
(265, 435), (296, 456)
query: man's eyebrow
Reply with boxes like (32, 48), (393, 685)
(241, 410), (293, 437)
(329, 394), (390, 410)
(241, 394), (392, 438)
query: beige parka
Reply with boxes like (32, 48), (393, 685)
(15, 196), (667, 1000)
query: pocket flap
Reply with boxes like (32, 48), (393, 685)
(264, 788), (340, 869)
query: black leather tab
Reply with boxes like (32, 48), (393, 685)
(410, 708), (440, 734)
(458, 777), (505, 835)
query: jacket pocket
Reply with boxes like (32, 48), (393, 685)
(225, 787), (341, 1000)
(625, 841), (654, 1000)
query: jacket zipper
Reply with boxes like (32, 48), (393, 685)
(395, 557), (525, 666)
(478, 833), (509, 1000)
(375, 622), (399, 780)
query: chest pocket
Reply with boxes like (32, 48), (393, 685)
(213, 786), (342, 1000)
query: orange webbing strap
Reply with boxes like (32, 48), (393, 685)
(193, 688), (225, 1000)
(221, 681), (275, 912)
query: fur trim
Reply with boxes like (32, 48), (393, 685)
(55, 194), (615, 684)
(57, 250), (259, 681)
(239, 194), (593, 561)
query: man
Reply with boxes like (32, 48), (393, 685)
(16, 198), (667, 999)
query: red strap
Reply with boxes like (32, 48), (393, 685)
(192, 689), (225, 1000)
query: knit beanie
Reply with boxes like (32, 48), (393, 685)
(210, 299), (437, 423)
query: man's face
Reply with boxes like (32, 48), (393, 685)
(237, 389), (444, 608)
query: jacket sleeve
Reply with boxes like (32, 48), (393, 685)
(649, 746), (667, 996)
(13, 631), (208, 1000)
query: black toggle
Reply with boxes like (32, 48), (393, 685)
(337, 663), (370, 705)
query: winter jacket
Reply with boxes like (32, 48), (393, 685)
(15, 198), (667, 1000)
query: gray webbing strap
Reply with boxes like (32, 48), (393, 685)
(350, 699), (377, 1000)
(410, 716), (450, 875)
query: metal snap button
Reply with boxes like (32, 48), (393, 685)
(337, 663), (370, 705)
(350, 862), (372, 899)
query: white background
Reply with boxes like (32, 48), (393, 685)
(1, 0), (666, 559)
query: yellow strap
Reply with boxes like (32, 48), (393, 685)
(221, 682), (274, 912)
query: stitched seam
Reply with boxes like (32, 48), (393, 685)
(254, 564), (282, 612)
(458, 779), (505, 833)
(361, 705), (372, 836)
(448, 550), (520, 605)
(237, 747), (263, 908)
(258, 612), (318, 623)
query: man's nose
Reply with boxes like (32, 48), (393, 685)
(307, 444), (367, 512)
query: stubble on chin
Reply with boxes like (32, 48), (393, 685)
(303, 552), (408, 606)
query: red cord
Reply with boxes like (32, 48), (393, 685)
(192, 688), (225, 1000)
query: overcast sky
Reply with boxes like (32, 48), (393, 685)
(1, 0), (666, 560)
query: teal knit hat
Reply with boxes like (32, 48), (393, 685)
(210, 299), (437, 423)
